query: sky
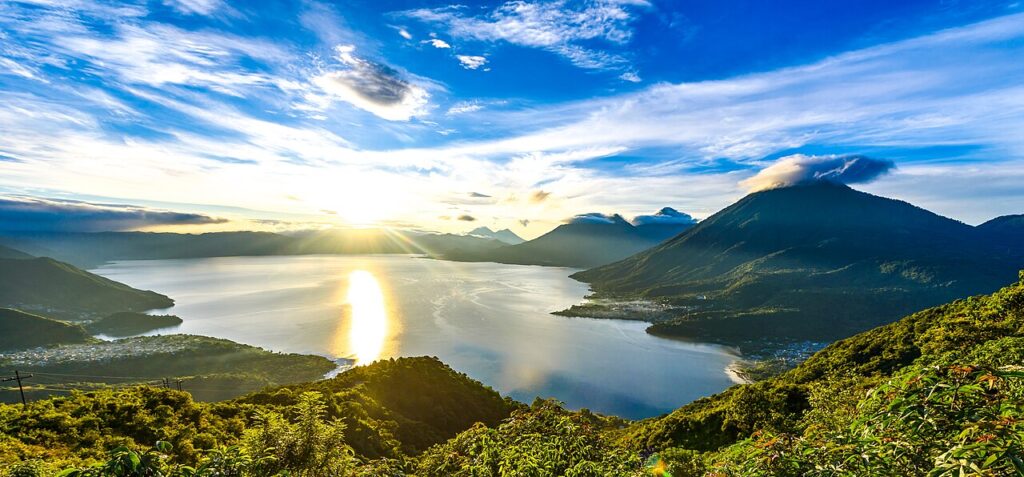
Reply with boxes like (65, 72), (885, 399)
(0, 0), (1023, 238)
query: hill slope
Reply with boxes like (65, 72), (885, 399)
(0, 257), (173, 317)
(0, 356), (516, 467)
(0, 244), (31, 259)
(0, 308), (93, 351)
(620, 271), (1024, 463)
(574, 183), (1021, 341)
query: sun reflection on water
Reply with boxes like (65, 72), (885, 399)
(345, 270), (388, 365)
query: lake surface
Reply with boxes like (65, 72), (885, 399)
(93, 255), (741, 419)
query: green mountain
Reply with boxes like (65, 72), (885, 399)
(0, 257), (173, 318)
(574, 183), (1021, 342)
(979, 214), (1024, 256)
(445, 211), (694, 268)
(0, 308), (94, 351)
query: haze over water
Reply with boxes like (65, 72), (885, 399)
(94, 255), (740, 419)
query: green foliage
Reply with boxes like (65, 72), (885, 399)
(1, 357), (514, 474)
(240, 392), (356, 476)
(416, 399), (644, 476)
(704, 365), (1024, 476)
(0, 386), (244, 465)
(237, 357), (518, 457)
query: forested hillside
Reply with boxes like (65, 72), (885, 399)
(0, 308), (94, 351)
(5, 272), (1024, 475)
(0, 257), (173, 318)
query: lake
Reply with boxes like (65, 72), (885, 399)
(93, 255), (741, 419)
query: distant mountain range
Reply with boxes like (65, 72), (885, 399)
(574, 182), (1023, 342)
(443, 208), (698, 268)
(0, 209), (695, 270)
(0, 228), (504, 269)
(0, 251), (174, 319)
(467, 227), (525, 245)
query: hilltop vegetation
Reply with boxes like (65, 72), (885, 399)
(0, 308), (94, 351)
(0, 257), (173, 319)
(0, 334), (335, 403)
(574, 183), (1022, 343)
(4, 273), (1024, 475)
(0, 357), (516, 472)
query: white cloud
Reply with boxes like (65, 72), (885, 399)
(404, 0), (647, 70)
(309, 45), (430, 121)
(740, 154), (896, 191)
(447, 101), (483, 115)
(423, 38), (451, 48)
(397, 28), (412, 40)
(52, 23), (291, 94)
(456, 54), (488, 70)
(619, 71), (641, 83)
(163, 0), (223, 15)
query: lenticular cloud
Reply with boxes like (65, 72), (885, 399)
(741, 154), (896, 191)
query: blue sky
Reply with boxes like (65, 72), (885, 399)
(0, 0), (1022, 237)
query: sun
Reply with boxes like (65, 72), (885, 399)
(310, 174), (407, 227)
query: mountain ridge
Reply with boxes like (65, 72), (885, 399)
(444, 208), (697, 268)
(573, 182), (1021, 342)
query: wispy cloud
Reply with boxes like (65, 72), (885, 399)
(402, 0), (647, 70)
(447, 101), (483, 115)
(163, 0), (224, 16)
